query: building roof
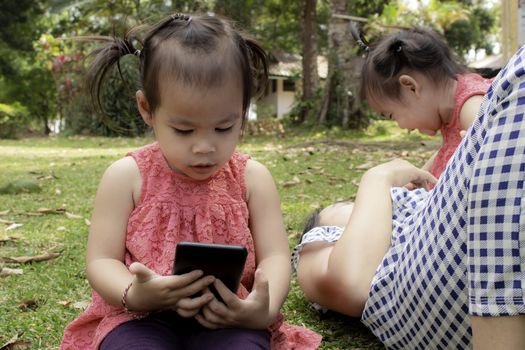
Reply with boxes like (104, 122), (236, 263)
(268, 52), (328, 79)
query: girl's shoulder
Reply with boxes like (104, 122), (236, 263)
(103, 156), (141, 181)
(243, 158), (275, 201)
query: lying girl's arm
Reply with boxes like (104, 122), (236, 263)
(324, 160), (437, 316)
(245, 159), (291, 325)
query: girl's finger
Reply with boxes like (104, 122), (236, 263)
(169, 275), (215, 297)
(176, 292), (213, 310)
(169, 269), (205, 287)
(129, 262), (157, 283)
(200, 303), (224, 324)
(195, 313), (220, 329)
(212, 279), (238, 307)
(175, 307), (199, 318)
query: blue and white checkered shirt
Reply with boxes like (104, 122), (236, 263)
(361, 47), (525, 349)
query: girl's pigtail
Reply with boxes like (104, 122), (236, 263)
(374, 38), (406, 78)
(350, 22), (369, 53)
(244, 37), (269, 98)
(235, 32), (269, 127)
(84, 31), (142, 114)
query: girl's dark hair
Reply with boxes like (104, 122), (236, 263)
(302, 208), (321, 235)
(85, 13), (268, 127)
(352, 26), (466, 104)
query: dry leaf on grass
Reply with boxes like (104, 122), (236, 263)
(2, 252), (61, 264)
(0, 219), (15, 225)
(0, 236), (20, 245)
(36, 174), (58, 180)
(18, 299), (38, 311)
(84, 218), (91, 226)
(353, 161), (376, 170)
(0, 333), (31, 350)
(36, 208), (66, 215)
(0, 210), (11, 216)
(0, 267), (23, 276)
(280, 176), (301, 188)
(65, 212), (83, 219)
(72, 301), (91, 310)
(5, 224), (23, 232)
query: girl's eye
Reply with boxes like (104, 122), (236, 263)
(216, 126), (233, 133)
(174, 128), (193, 135)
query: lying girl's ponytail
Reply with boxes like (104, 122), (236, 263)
(375, 38), (410, 78)
(350, 22), (369, 53)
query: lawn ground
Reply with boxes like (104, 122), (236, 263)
(0, 121), (438, 349)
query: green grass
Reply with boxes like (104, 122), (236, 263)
(0, 121), (439, 349)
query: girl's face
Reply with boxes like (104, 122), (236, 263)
(368, 73), (443, 136)
(137, 77), (244, 180)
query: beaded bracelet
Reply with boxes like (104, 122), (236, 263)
(121, 281), (133, 311)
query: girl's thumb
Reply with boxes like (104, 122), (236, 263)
(129, 262), (154, 283)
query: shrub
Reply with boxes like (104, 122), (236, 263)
(0, 103), (28, 139)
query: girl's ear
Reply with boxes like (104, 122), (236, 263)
(136, 90), (153, 126)
(398, 75), (420, 97)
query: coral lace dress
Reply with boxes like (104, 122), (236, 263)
(430, 73), (492, 178)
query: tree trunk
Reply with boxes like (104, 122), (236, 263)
(299, 0), (319, 124)
(319, 0), (367, 129)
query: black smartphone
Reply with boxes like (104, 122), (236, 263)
(173, 242), (248, 302)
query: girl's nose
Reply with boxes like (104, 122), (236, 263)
(192, 138), (215, 154)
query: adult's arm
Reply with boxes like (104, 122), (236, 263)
(472, 316), (525, 350)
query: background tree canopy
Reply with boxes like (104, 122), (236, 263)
(0, 0), (500, 137)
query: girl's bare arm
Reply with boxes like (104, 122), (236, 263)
(318, 160), (436, 316)
(245, 159), (291, 324)
(86, 157), (140, 305)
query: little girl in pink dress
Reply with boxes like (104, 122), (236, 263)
(61, 12), (321, 350)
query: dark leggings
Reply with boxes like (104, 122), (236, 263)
(100, 311), (271, 350)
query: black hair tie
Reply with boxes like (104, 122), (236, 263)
(349, 22), (369, 53)
(171, 13), (192, 22)
(392, 40), (403, 53)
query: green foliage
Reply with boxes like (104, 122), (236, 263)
(0, 0), (502, 135)
(444, 5), (498, 57)
(0, 0), (56, 134)
(0, 103), (29, 139)
(365, 0), (499, 60)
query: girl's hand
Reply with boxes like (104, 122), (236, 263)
(367, 159), (437, 190)
(195, 269), (274, 329)
(125, 262), (215, 315)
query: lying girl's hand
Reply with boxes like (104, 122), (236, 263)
(125, 262), (215, 314)
(195, 269), (273, 330)
(367, 159), (438, 190)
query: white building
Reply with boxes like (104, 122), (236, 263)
(257, 52), (327, 119)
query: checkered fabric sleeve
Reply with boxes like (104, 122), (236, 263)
(467, 50), (525, 316)
(360, 47), (525, 349)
